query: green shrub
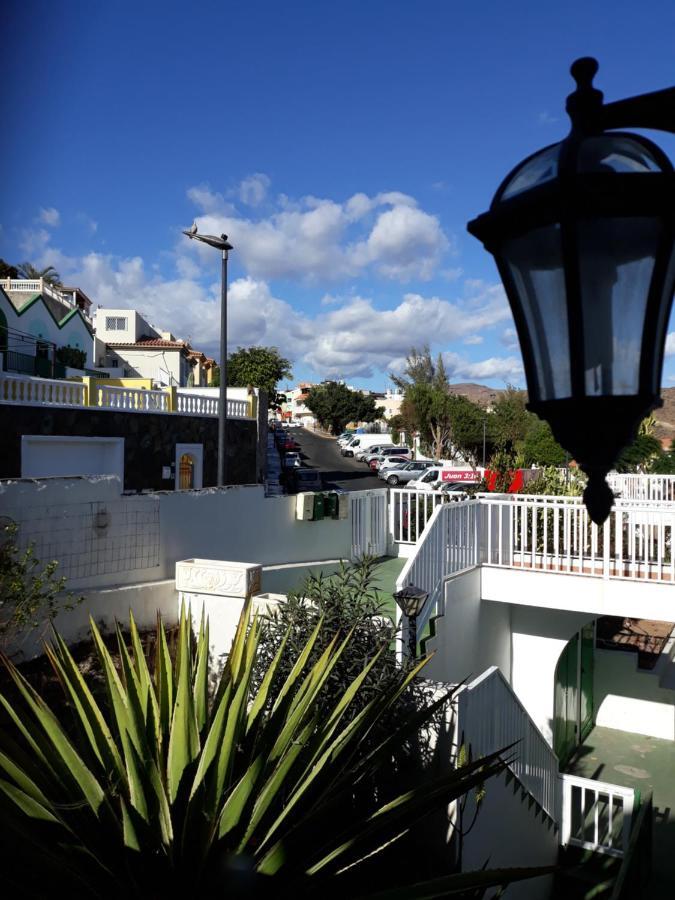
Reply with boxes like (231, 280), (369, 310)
(55, 345), (87, 370)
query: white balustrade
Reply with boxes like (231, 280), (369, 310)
(389, 488), (446, 544)
(396, 500), (480, 639)
(479, 494), (675, 584)
(458, 666), (559, 821)
(0, 372), (86, 407)
(560, 773), (635, 857)
(95, 384), (168, 412)
(176, 393), (251, 418)
(608, 473), (675, 502)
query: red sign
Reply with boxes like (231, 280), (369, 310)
(440, 469), (480, 483)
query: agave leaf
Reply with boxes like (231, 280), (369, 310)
(0, 657), (106, 816)
(46, 634), (125, 780)
(187, 681), (232, 807)
(0, 749), (53, 809)
(216, 752), (265, 840)
(193, 609), (209, 734)
(270, 615), (324, 716)
(128, 611), (160, 741)
(213, 658), (252, 800)
(167, 606), (200, 803)
(0, 776), (63, 825)
(0, 689), (61, 783)
(116, 622), (153, 751)
(245, 628), (289, 736)
(222, 597), (253, 686)
(121, 796), (142, 852)
(235, 716), (318, 849)
(155, 614), (174, 742)
(300, 752), (509, 878)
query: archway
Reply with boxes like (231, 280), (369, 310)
(553, 622), (595, 766)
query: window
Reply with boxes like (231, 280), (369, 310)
(111, 359), (119, 368)
(105, 316), (127, 331)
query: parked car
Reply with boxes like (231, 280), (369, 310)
(369, 455), (411, 471)
(355, 444), (398, 462)
(283, 437), (301, 452)
(341, 434), (393, 457)
(381, 457), (431, 473)
(288, 468), (323, 492)
(283, 452), (302, 469)
(380, 461), (439, 486)
(364, 447), (412, 466)
(407, 467), (481, 492)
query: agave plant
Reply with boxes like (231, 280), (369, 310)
(0, 602), (547, 898)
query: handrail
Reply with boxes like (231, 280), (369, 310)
(396, 501), (480, 641)
(458, 666), (559, 821)
(610, 792), (652, 898)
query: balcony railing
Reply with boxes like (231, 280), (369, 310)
(0, 372), (254, 419)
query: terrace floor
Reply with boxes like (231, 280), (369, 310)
(567, 725), (675, 890)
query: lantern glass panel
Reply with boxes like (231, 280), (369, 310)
(578, 218), (661, 396)
(577, 136), (663, 174)
(501, 144), (560, 201)
(502, 223), (571, 400)
(650, 247), (675, 392)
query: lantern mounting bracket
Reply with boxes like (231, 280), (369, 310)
(567, 57), (675, 137)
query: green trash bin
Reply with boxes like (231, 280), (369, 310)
(313, 492), (325, 521)
(324, 492), (338, 519)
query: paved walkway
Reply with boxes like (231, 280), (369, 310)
(567, 725), (675, 890)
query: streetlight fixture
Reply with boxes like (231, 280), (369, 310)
(468, 58), (675, 524)
(393, 585), (429, 659)
(183, 226), (234, 487)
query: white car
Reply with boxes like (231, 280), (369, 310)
(363, 447), (411, 465)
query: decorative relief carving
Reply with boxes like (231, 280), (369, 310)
(175, 559), (262, 598)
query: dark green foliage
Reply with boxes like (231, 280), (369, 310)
(615, 433), (663, 473)
(16, 262), (62, 285)
(522, 418), (567, 467)
(212, 346), (292, 400)
(0, 523), (82, 651)
(55, 345), (87, 370)
(0, 259), (19, 279)
(650, 440), (675, 474)
(305, 381), (384, 434)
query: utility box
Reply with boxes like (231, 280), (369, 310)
(313, 492), (325, 521)
(296, 492), (314, 521)
(338, 493), (349, 519)
(324, 492), (338, 519)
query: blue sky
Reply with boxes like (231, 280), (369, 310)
(3, 0), (675, 391)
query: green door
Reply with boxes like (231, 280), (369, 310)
(579, 622), (595, 743)
(554, 633), (579, 766)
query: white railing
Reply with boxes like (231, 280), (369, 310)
(396, 501), (480, 639)
(479, 494), (675, 583)
(389, 488), (446, 544)
(96, 384), (169, 412)
(560, 773), (635, 857)
(458, 666), (559, 821)
(608, 473), (675, 502)
(2, 277), (68, 303)
(0, 372), (85, 407)
(177, 392), (219, 416)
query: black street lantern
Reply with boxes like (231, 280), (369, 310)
(468, 58), (675, 524)
(393, 585), (429, 659)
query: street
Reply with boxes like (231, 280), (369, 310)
(292, 428), (385, 492)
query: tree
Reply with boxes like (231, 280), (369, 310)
(389, 344), (436, 391)
(522, 418), (567, 467)
(490, 386), (531, 452)
(615, 432), (663, 473)
(17, 262), (62, 286)
(213, 346), (292, 406)
(0, 259), (19, 279)
(305, 381), (384, 434)
(650, 439), (675, 474)
(447, 394), (490, 465)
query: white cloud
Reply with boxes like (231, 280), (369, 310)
(19, 228), (51, 255)
(37, 207), (60, 227)
(500, 326), (519, 350)
(76, 212), (98, 234)
(665, 332), (675, 356)
(186, 184), (451, 283)
(239, 173), (271, 207)
(464, 334), (483, 346)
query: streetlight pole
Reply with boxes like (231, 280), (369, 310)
(482, 419), (487, 469)
(183, 227), (233, 487)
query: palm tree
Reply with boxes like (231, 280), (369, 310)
(17, 262), (62, 286)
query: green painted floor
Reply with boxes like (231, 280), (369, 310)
(371, 556), (407, 622)
(567, 725), (675, 890)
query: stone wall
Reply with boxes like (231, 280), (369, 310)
(0, 405), (257, 489)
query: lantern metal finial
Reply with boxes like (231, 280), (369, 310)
(566, 57), (603, 135)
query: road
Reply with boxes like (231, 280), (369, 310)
(293, 428), (385, 492)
